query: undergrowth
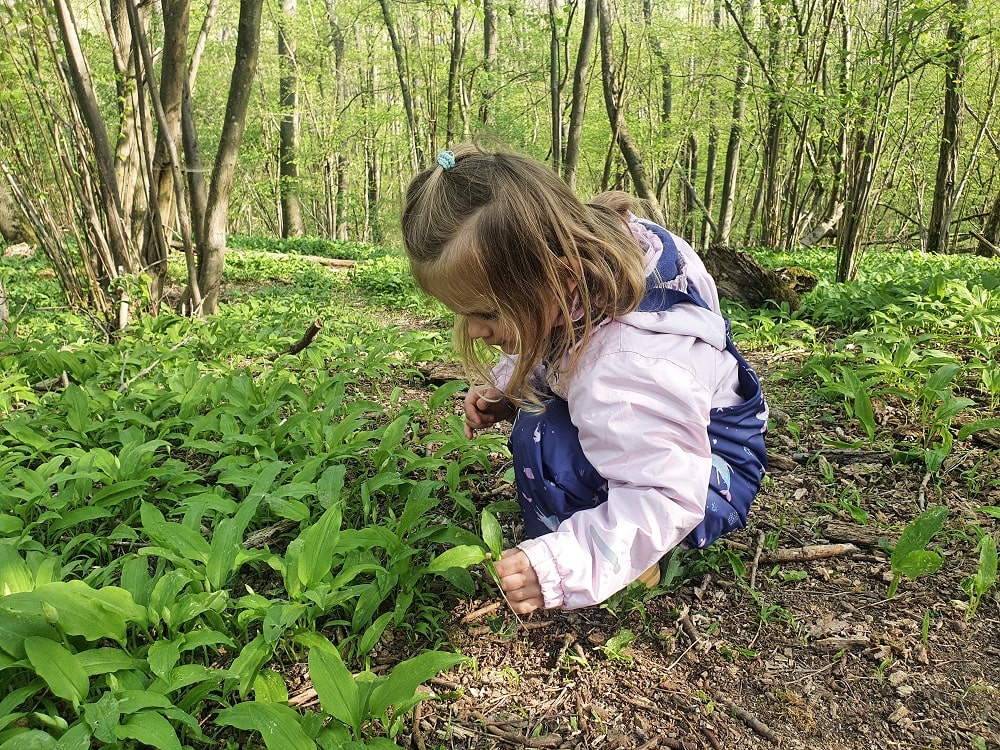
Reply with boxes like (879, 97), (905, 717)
(0, 238), (997, 748)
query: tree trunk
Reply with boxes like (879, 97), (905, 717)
(126, 0), (200, 314)
(758, 9), (784, 249)
(445, 4), (462, 145)
(802, 1), (849, 247)
(703, 245), (801, 309)
(0, 278), (8, 326)
(643, 0), (672, 209)
(194, 0), (263, 316)
(0, 176), (27, 243)
(52, 0), (133, 278)
(980, 192), (1000, 256)
(548, 0), (562, 173)
(481, 0), (497, 126)
(378, 0), (422, 172)
(183, 0), (217, 241)
(142, 0), (190, 308)
(718, 0), (750, 246)
(365, 138), (382, 244)
(107, 0), (149, 246)
(323, 4), (349, 240)
(279, 0), (305, 238)
(702, 124), (718, 249)
(596, 0), (662, 223)
(563, 0), (597, 189)
(683, 134), (698, 239)
(181, 77), (208, 246)
(926, 0), (967, 254)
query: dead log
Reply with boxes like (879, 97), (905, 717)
(702, 244), (801, 309)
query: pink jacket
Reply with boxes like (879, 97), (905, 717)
(494, 221), (752, 609)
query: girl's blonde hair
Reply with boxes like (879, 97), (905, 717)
(402, 143), (648, 407)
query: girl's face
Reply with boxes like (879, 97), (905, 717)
(424, 234), (577, 357)
(455, 278), (573, 356)
(464, 312), (518, 354)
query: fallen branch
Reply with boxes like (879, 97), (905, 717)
(792, 449), (897, 465)
(470, 711), (562, 748)
(411, 703), (427, 750)
(678, 606), (701, 645)
(701, 725), (724, 750)
(460, 601), (502, 624)
(748, 530), (766, 590)
(713, 693), (778, 743)
(271, 319), (322, 360)
(31, 371), (70, 392)
(254, 251), (356, 268)
(287, 686), (318, 708)
(245, 519), (297, 548)
(821, 521), (888, 549)
(613, 694), (686, 748)
(759, 543), (858, 564)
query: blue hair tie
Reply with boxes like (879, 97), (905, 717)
(436, 150), (456, 170)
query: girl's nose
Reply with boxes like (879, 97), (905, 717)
(467, 319), (490, 340)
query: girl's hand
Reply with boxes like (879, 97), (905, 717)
(463, 386), (515, 439)
(494, 548), (544, 614)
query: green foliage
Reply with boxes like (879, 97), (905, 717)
(739, 249), (999, 474)
(347, 256), (447, 319)
(888, 507), (949, 597)
(229, 236), (387, 262)
(0, 252), (486, 747)
(961, 533), (997, 618)
(2, 241), (998, 745)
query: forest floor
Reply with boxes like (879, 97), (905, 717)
(376, 350), (1000, 750)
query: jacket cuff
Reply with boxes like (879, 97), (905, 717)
(517, 537), (564, 609)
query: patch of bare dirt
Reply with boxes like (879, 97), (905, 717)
(399, 352), (1000, 750)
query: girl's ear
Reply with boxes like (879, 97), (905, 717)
(556, 256), (580, 297)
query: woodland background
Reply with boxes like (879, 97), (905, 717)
(1, 0), (1000, 327)
(1, 3), (999, 748)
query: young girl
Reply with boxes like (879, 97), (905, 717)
(402, 144), (768, 613)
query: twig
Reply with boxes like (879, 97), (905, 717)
(713, 693), (779, 743)
(411, 703), (426, 750)
(234, 249), (356, 269)
(461, 601), (502, 624)
(550, 633), (575, 675)
(701, 725), (724, 750)
(792, 449), (897, 464)
(270, 318), (322, 360)
(664, 635), (701, 671)
(470, 711), (562, 748)
(614, 694), (685, 748)
(31, 371), (70, 393)
(678, 607), (701, 645)
(288, 686), (318, 708)
(749, 531), (766, 590)
(916, 471), (931, 510)
(759, 543), (859, 564)
(118, 337), (193, 392)
(245, 519), (297, 548)
(429, 676), (460, 691)
(520, 620), (553, 631)
(820, 521), (888, 549)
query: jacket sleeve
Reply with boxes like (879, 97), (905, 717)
(491, 355), (547, 398)
(516, 343), (714, 609)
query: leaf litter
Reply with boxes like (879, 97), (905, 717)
(355, 351), (999, 750)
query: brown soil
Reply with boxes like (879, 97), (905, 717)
(397, 351), (1000, 750)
